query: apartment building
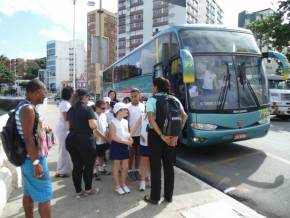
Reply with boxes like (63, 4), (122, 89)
(87, 8), (117, 96)
(46, 40), (86, 92)
(117, 0), (223, 58)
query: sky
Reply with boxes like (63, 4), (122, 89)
(0, 0), (279, 60)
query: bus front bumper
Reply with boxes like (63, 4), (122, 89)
(186, 123), (270, 146)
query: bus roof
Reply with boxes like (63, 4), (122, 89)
(103, 24), (253, 72)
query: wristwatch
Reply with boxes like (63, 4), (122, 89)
(32, 159), (40, 166)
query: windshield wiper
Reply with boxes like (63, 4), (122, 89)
(216, 63), (231, 111)
(239, 63), (260, 107)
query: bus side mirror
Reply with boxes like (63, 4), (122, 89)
(262, 51), (290, 80)
(180, 49), (195, 84)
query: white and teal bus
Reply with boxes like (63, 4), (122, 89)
(103, 24), (289, 146)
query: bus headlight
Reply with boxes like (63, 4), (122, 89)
(258, 116), (270, 125)
(191, 123), (217, 130)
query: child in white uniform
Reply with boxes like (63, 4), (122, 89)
(109, 102), (133, 195)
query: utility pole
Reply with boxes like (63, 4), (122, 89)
(73, 0), (76, 89)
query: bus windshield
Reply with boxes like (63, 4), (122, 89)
(187, 55), (268, 111)
(180, 29), (260, 53)
(269, 80), (290, 89)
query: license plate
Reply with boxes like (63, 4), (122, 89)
(234, 133), (247, 140)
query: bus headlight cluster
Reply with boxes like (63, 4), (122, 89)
(258, 116), (270, 125)
(191, 123), (217, 131)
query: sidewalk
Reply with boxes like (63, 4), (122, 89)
(2, 104), (265, 218)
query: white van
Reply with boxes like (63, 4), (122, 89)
(268, 75), (290, 120)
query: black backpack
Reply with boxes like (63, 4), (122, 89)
(0, 102), (38, 166)
(154, 95), (183, 137)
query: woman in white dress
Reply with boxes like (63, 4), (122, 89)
(55, 86), (74, 177)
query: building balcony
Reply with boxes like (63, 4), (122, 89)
(130, 18), (143, 23)
(130, 42), (142, 49)
(118, 14), (126, 19)
(129, 34), (143, 39)
(119, 0), (126, 3)
(130, 9), (143, 16)
(153, 3), (168, 10)
(130, 26), (143, 31)
(153, 21), (168, 27)
(118, 21), (126, 26)
(130, 1), (143, 8)
(118, 45), (126, 49)
(118, 6), (126, 10)
(153, 12), (168, 19)
(118, 37), (126, 42)
(119, 29), (126, 34)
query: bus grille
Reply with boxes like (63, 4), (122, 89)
(281, 94), (290, 101)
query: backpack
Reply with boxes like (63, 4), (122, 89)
(154, 95), (183, 137)
(0, 102), (38, 166)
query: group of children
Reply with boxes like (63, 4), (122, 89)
(92, 96), (150, 195)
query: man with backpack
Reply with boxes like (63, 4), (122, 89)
(144, 77), (187, 205)
(15, 79), (52, 217)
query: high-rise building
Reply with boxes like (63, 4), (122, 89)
(117, 0), (223, 58)
(238, 8), (274, 28)
(87, 8), (117, 96)
(46, 40), (86, 92)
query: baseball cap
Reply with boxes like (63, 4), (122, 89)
(77, 89), (90, 98)
(113, 102), (128, 114)
(103, 97), (111, 103)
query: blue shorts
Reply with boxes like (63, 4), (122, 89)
(110, 141), (129, 160)
(140, 144), (149, 157)
(21, 156), (53, 202)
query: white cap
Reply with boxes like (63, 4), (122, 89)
(113, 102), (128, 114)
(103, 97), (111, 103)
(87, 100), (95, 107)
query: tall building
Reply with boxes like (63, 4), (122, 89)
(46, 40), (86, 92)
(87, 9), (117, 96)
(117, 0), (223, 58)
(238, 8), (274, 27)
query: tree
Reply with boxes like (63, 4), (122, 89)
(0, 62), (15, 84)
(35, 57), (46, 69)
(23, 60), (40, 80)
(247, 0), (290, 53)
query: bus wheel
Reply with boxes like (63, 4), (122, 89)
(277, 115), (290, 120)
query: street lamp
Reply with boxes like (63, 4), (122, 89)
(72, 0), (96, 90)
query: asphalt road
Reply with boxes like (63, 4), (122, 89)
(176, 117), (290, 218)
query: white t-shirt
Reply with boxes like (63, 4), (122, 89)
(202, 70), (217, 90)
(128, 102), (145, 137)
(111, 118), (130, 141)
(140, 114), (149, 146)
(95, 112), (108, 145)
(57, 100), (71, 129)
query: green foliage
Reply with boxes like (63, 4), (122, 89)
(0, 62), (15, 84)
(246, 0), (290, 53)
(22, 57), (46, 80)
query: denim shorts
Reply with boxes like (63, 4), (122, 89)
(21, 156), (53, 202)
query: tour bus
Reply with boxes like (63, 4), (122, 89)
(103, 24), (290, 146)
(268, 74), (290, 120)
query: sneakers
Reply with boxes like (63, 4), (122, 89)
(115, 186), (125, 195)
(122, 185), (131, 193)
(139, 180), (146, 191)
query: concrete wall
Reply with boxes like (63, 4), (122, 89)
(0, 114), (22, 217)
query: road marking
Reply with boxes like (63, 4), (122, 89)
(265, 152), (290, 166)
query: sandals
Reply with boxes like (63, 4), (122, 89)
(144, 195), (158, 205)
(55, 173), (69, 178)
(84, 188), (99, 196)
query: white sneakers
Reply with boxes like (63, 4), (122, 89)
(139, 180), (146, 191)
(122, 185), (131, 193)
(115, 185), (131, 195)
(115, 186), (125, 195)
